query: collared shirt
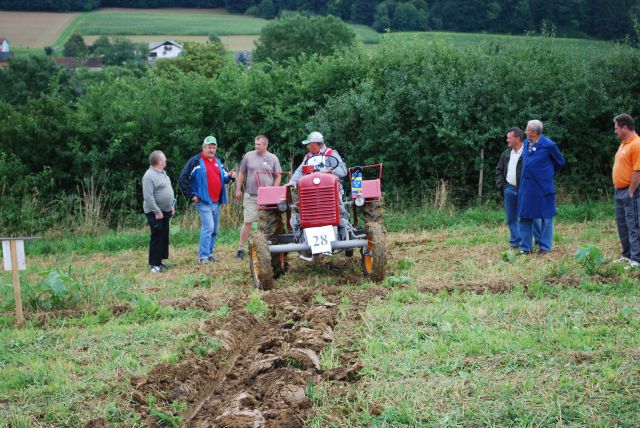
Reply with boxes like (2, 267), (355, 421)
(201, 152), (222, 202)
(506, 146), (523, 186)
(613, 133), (640, 189)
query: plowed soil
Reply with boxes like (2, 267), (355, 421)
(132, 285), (387, 427)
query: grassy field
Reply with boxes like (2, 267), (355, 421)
(75, 8), (267, 37)
(379, 31), (616, 56)
(0, 202), (638, 426)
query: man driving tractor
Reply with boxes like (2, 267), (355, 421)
(286, 131), (347, 188)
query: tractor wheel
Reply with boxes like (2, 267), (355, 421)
(361, 222), (386, 282)
(363, 200), (384, 225)
(249, 231), (274, 290)
(259, 210), (288, 277)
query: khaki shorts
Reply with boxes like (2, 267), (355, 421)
(243, 193), (259, 223)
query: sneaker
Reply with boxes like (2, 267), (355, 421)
(236, 249), (245, 260)
(624, 260), (640, 270)
(613, 256), (632, 264)
(199, 258), (210, 265)
(208, 256), (218, 263)
(517, 250), (531, 256)
(160, 261), (172, 270)
(150, 265), (165, 273)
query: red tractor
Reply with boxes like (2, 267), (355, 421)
(248, 155), (386, 290)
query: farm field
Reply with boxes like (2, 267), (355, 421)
(2, 7), (619, 54)
(1, 203), (638, 426)
(380, 31), (616, 56)
(0, 11), (79, 48)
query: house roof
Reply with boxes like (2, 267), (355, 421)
(0, 37), (7, 43)
(148, 40), (183, 51)
(54, 57), (103, 68)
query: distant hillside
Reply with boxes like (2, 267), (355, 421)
(0, 0), (639, 41)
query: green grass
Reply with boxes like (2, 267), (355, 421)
(18, 226), (237, 257)
(309, 283), (640, 427)
(1, 201), (637, 426)
(9, 47), (46, 56)
(379, 31), (617, 56)
(308, 212), (639, 427)
(349, 24), (381, 44)
(385, 201), (612, 232)
(75, 10), (269, 36)
(55, 13), (86, 47)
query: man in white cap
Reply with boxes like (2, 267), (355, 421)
(178, 135), (237, 264)
(286, 131), (347, 187)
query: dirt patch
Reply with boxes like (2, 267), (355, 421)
(132, 285), (388, 427)
(27, 303), (132, 327)
(418, 280), (513, 295)
(0, 11), (79, 47)
(161, 294), (219, 311)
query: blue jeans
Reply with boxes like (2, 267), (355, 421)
(519, 217), (551, 252)
(504, 185), (520, 247)
(615, 187), (640, 262)
(196, 202), (220, 260)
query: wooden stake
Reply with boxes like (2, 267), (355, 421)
(10, 240), (24, 329)
(478, 148), (485, 199)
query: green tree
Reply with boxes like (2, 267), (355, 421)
(156, 41), (229, 78)
(257, 0), (277, 18)
(373, 1), (394, 32)
(90, 35), (112, 56)
(103, 37), (145, 66)
(253, 13), (356, 63)
(0, 55), (62, 105)
(63, 33), (88, 57)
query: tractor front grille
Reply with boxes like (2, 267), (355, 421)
(298, 185), (340, 228)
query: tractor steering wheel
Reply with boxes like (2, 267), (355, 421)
(303, 153), (340, 172)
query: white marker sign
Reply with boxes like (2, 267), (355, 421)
(2, 240), (26, 271)
(304, 226), (336, 254)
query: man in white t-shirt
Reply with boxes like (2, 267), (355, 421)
(234, 135), (282, 259)
(496, 127), (524, 248)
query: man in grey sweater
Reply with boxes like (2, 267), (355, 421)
(142, 150), (175, 273)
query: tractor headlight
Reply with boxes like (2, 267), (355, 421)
(277, 201), (289, 212)
(355, 195), (365, 207)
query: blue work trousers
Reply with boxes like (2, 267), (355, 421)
(503, 185), (520, 247)
(519, 217), (550, 253)
(196, 202), (220, 260)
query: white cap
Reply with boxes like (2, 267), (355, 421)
(307, 131), (324, 143)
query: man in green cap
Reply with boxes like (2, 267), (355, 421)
(179, 136), (236, 263)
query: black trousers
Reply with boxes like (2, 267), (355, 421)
(146, 211), (172, 266)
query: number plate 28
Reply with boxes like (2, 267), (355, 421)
(304, 226), (336, 254)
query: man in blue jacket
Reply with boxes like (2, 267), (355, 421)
(518, 120), (565, 254)
(179, 136), (236, 263)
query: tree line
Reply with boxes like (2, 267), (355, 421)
(1, 0), (639, 40)
(1, 21), (639, 234)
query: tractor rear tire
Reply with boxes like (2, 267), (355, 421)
(249, 231), (274, 290)
(363, 200), (384, 225)
(361, 222), (386, 282)
(259, 210), (288, 278)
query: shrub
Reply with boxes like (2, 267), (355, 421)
(253, 13), (357, 63)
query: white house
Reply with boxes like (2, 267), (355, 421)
(0, 37), (14, 65)
(148, 41), (183, 64)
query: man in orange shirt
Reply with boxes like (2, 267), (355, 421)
(612, 114), (640, 269)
